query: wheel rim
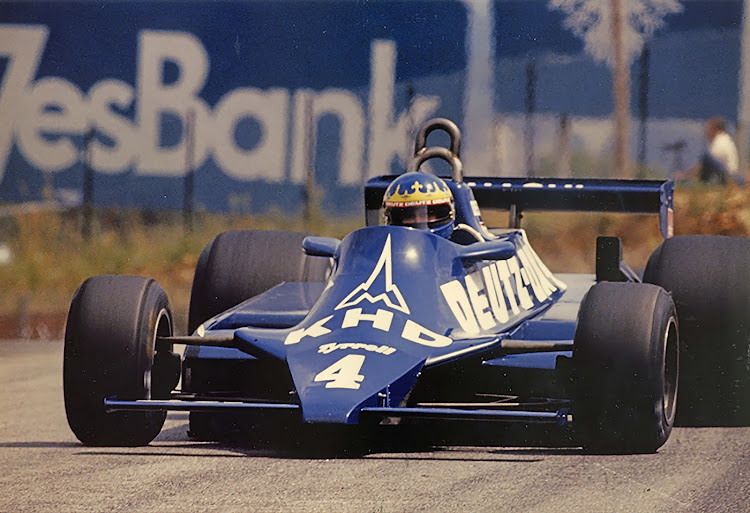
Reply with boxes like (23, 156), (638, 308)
(147, 308), (172, 400)
(663, 316), (679, 425)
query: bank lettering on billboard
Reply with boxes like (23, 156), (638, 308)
(0, 25), (440, 184)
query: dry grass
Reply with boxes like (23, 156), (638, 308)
(0, 209), (360, 333)
(2, 183), (748, 334)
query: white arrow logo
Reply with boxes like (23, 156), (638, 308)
(335, 235), (410, 314)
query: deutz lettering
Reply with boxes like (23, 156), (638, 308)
(0, 25), (439, 183)
(440, 242), (561, 335)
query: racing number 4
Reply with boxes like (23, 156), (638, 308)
(314, 354), (365, 389)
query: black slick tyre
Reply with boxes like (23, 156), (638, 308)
(187, 229), (331, 333)
(644, 235), (750, 425)
(64, 275), (179, 446)
(573, 282), (679, 453)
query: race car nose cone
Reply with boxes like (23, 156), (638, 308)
(287, 346), (425, 425)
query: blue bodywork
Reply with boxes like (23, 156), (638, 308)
(106, 170), (673, 431)
(174, 225), (569, 424)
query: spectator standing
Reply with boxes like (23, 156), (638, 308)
(680, 117), (743, 185)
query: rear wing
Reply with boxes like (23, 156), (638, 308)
(365, 176), (675, 239)
(467, 177), (674, 239)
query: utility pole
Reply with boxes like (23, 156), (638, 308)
(462, 0), (496, 174)
(612, 0), (631, 179)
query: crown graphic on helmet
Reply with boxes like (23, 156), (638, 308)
(383, 172), (455, 239)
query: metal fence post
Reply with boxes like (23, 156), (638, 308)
(525, 60), (537, 177)
(184, 109), (196, 233)
(557, 114), (571, 177)
(82, 130), (94, 240)
(638, 44), (651, 169)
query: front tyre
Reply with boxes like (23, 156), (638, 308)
(573, 282), (679, 454)
(64, 275), (180, 446)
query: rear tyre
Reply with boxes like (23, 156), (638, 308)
(644, 235), (750, 425)
(573, 282), (679, 453)
(187, 230), (331, 333)
(64, 275), (179, 446)
(185, 230), (331, 440)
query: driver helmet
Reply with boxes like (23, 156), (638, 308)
(382, 172), (455, 239)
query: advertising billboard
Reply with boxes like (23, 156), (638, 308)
(0, 1), (742, 214)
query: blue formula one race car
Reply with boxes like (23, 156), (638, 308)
(63, 119), (750, 454)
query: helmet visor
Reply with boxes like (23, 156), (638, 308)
(386, 202), (454, 230)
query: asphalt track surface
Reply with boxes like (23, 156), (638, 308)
(2, 339), (749, 513)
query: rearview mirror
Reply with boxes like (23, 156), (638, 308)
(303, 236), (341, 257)
(456, 240), (516, 263)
